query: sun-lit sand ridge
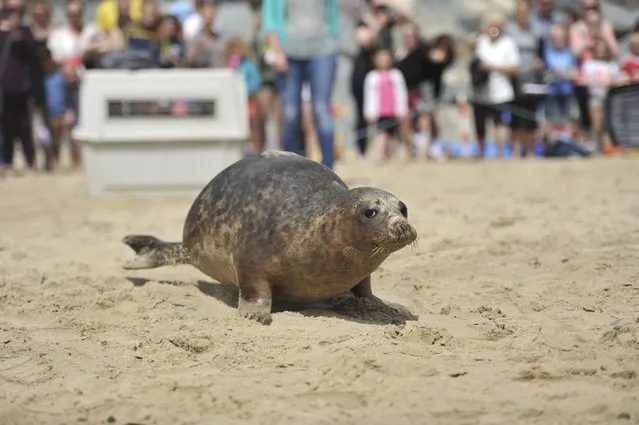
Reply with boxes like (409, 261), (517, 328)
(0, 156), (638, 425)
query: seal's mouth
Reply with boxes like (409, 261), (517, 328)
(392, 221), (418, 247)
(371, 222), (417, 256)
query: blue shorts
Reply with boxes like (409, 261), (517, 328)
(45, 72), (67, 118)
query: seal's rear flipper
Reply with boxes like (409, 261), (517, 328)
(122, 235), (188, 270)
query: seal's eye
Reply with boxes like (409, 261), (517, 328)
(364, 208), (377, 219)
(399, 202), (408, 218)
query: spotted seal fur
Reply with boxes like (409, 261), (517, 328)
(122, 151), (417, 325)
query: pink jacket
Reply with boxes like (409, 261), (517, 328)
(363, 69), (408, 121)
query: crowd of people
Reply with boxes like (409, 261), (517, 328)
(0, 0), (637, 177)
(469, 0), (639, 159)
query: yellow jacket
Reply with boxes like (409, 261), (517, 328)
(95, 0), (143, 33)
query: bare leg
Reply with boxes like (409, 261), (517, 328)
(494, 124), (510, 159)
(400, 115), (413, 159)
(522, 130), (537, 159)
(510, 129), (522, 159)
(238, 275), (273, 325)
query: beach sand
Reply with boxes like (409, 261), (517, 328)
(0, 157), (638, 425)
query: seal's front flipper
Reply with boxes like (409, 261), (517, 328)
(237, 276), (273, 325)
(351, 276), (418, 321)
(122, 234), (188, 270)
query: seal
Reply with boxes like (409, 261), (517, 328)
(122, 151), (417, 325)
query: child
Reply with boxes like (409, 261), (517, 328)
(544, 25), (577, 140)
(62, 60), (82, 169)
(223, 37), (264, 154)
(620, 32), (639, 84)
(42, 48), (67, 171)
(412, 113), (446, 162)
(582, 38), (620, 154)
(363, 47), (408, 162)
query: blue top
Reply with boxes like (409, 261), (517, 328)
(262, 0), (340, 59)
(167, 0), (194, 23)
(239, 58), (262, 97)
(545, 47), (576, 96)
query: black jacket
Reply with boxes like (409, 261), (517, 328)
(0, 27), (44, 102)
(397, 40), (454, 99)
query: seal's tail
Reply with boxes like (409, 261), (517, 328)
(122, 235), (189, 270)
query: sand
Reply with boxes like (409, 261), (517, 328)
(0, 157), (638, 425)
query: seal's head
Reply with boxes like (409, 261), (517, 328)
(345, 187), (417, 256)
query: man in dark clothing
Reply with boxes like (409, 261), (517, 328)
(0, 4), (43, 173)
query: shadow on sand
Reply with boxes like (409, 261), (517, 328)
(125, 277), (418, 325)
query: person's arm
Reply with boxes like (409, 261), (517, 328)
(535, 35), (546, 69)
(186, 36), (204, 67)
(393, 69), (409, 118)
(601, 21), (619, 58)
(569, 22), (587, 57)
(262, 0), (281, 52)
(244, 60), (262, 96)
(484, 39), (520, 76)
(363, 71), (378, 122)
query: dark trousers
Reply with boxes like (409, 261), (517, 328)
(574, 85), (591, 131)
(0, 94), (35, 168)
(472, 102), (504, 142)
(351, 82), (367, 156)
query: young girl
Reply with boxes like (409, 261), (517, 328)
(364, 47), (408, 162)
(223, 37), (264, 154)
(412, 113), (446, 161)
(582, 38), (620, 154)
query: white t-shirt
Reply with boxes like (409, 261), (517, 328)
(582, 59), (620, 99)
(47, 24), (100, 63)
(475, 34), (521, 104)
(182, 13), (223, 43)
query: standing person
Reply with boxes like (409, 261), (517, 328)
(582, 39), (620, 154)
(506, 0), (546, 159)
(544, 25), (578, 140)
(182, 0), (221, 44)
(96, 0), (143, 34)
(472, 13), (521, 159)
(350, 0), (395, 158)
(530, 0), (561, 44)
(0, 2), (40, 175)
(250, 11), (280, 150)
(396, 25), (454, 158)
(223, 36), (264, 154)
(569, 0), (618, 144)
(262, 0), (340, 170)
(363, 47), (408, 163)
(28, 0), (53, 169)
(126, 0), (159, 52)
(185, 0), (223, 68)
(48, 0), (100, 66)
(156, 15), (184, 68)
